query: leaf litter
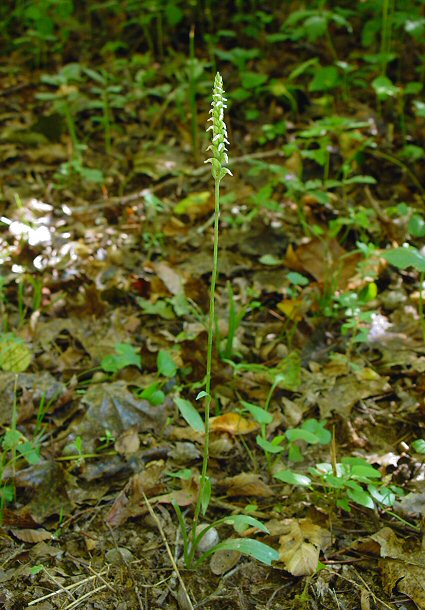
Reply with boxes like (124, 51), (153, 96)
(1, 5), (425, 610)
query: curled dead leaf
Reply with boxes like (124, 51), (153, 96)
(11, 528), (52, 543)
(222, 473), (274, 498)
(210, 413), (259, 435)
(276, 518), (331, 576)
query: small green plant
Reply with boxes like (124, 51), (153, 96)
(172, 73), (278, 569)
(0, 380), (41, 521)
(275, 457), (400, 513)
(247, 400), (331, 471)
(100, 343), (142, 373)
(138, 349), (178, 406)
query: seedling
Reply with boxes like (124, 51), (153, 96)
(100, 343), (142, 374)
(275, 456), (401, 513)
(0, 379), (41, 521)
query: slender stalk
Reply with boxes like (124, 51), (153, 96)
(187, 73), (231, 567)
(189, 180), (219, 562)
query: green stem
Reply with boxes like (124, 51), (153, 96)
(189, 178), (220, 566)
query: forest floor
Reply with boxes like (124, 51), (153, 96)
(1, 4), (425, 609)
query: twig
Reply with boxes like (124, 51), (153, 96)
(63, 584), (108, 610)
(28, 571), (108, 605)
(142, 492), (195, 610)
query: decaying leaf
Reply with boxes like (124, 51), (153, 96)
(210, 413), (259, 435)
(222, 473), (274, 498)
(276, 518), (331, 576)
(353, 527), (425, 608)
(106, 463), (165, 527)
(11, 528), (52, 543)
(68, 381), (167, 451)
(114, 427), (140, 456)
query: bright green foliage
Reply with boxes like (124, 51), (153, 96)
(275, 457), (400, 513)
(101, 343), (141, 373)
(157, 349), (177, 377)
(412, 439), (425, 454)
(174, 397), (204, 433)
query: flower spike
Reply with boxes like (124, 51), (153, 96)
(205, 73), (232, 182)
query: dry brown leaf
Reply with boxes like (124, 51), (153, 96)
(284, 238), (383, 293)
(151, 260), (184, 295)
(11, 528), (52, 543)
(353, 527), (425, 608)
(106, 463), (165, 527)
(210, 413), (259, 435)
(281, 542), (319, 577)
(277, 518), (331, 576)
(222, 473), (274, 498)
(114, 427), (140, 456)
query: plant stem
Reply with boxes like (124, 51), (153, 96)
(189, 178), (220, 565)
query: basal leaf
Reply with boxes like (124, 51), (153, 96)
(175, 397), (205, 433)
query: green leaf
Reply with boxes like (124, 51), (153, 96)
(137, 297), (175, 319)
(256, 435), (285, 454)
(304, 15), (327, 41)
(368, 485), (396, 507)
(382, 247), (425, 272)
(372, 76), (400, 99)
(241, 71), (268, 89)
(240, 401), (273, 425)
(350, 465), (381, 480)
(309, 66), (339, 92)
(3, 429), (21, 451)
(408, 215), (425, 237)
(259, 254), (282, 266)
(17, 441), (40, 465)
(175, 397), (205, 433)
(412, 439), (425, 454)
(140, 383), (165, 406)
(288, 443), (303, 462)
(167, 468), (193, 480)
(287, 272), (309, 286)
(274, 469), (311, 487)
(101, 343), (141, 373)
(219, 514), (269, 534)
(343, 175), (377, 185)
(302, 419), (331, 444)
(414, 100), (425, 118)
(201, 476), (211, 515)
(346, 487), (375, 509)
(204, 538), (279, 566)
(0, 485), (14, 502)
(0, 334), (32, 372)
(196, 391), (208, 400)
(285, 429), (320, 444)
(157, 350), (177, 377)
